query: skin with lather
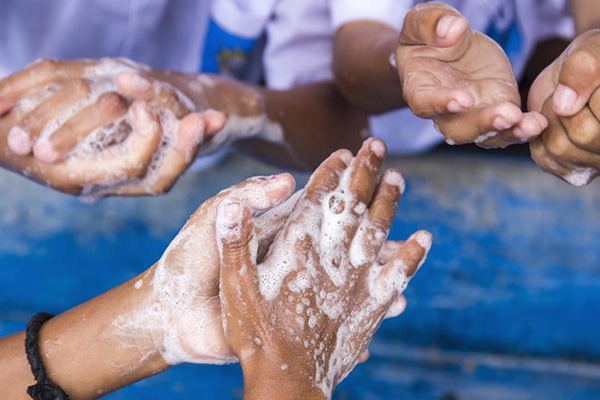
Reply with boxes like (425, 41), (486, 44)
(0, 139), (432, 399)
(1, 0), (600, 398)
(1, 2), (600, 189)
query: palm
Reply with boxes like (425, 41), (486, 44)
(396, 4), (547, 147)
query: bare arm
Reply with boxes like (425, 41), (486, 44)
(0, 268), (170, 400)
(0, 173), (298, 399)
(571, 0), (600, 35)
(332, 21), (406, 114)
(156, 71), (369, 170)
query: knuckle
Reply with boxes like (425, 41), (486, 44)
(67, 79), (91, 96)
(566, 119), (598, 148)
(32, 59), (60, 75)
(545, 131), (570, 158)
(565, 48), (600, 78)
(99, 92), (128, 111)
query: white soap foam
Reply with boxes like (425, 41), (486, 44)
(563, 167), (597, 187)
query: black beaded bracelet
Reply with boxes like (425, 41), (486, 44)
(25, 312), (71, 400)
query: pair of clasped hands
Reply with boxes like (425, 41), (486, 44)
(1, 5), (600, 191)
(396, 3), (600, 185)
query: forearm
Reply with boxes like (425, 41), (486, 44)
(0, 266), (170, 400)
(333, 21), (407, 114)
(571, 0), (600, 35)
(241, 356), (328, 400)
(160, 71), (368, 170)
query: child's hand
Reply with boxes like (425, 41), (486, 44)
(0, 58), (226, 196)
(111, 173), (297, 365)
(216, 139), (432, 399)
(396, 2), (547, 148)
(528, 30), (600, 186)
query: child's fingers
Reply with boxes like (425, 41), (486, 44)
(436, 101), (523, 146)
(254, 190), (303, 262)
(350, 169), (404, 267)
(33, 92), (129, 163)
(348, 138), (386, 208)
(384, 294), (407, 319)
(117, 71), (189, 117)
(7, 79), (92, 155)
(479, 111), (548, 148)
(529, 137), (596, 186)
(304, 148), (353, 203)
(0, 60), (91, 113)
(182, 174), (296, 229)
(49, 101), (162, 192)
(358, 349), (370, 364)
(202, 109), (227, 135)
(562, 89), (600, 153)
(111, 109), (204, 195)
(377, 241), (405, 265)
(216, 201), (262, 304)
(402, 77), (475, 118)
(375, 230), (432, 299)
(552, 32), (600, 117)
(399, 2), (468, 48)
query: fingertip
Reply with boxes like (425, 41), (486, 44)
(265, 173), (296, 203)
(530, 111), (549, 130)
(202, 109), (227, 135)
(370, 138), (386, 158)
(338, 149), (353, 166)
(116, 71), (153, 100)
(436, 14), (468, 45)
(0, 98), (14, 115)
(32, 138), (59, 163)
(552, 83), (579, 116)
(7, 126), (32, 155)
(177, 112), (205, 149)
(412, 230), (433, 253)
(385, 295), (408, 319)
(447, 91), (474, 113)
(383, 169), (406, 194)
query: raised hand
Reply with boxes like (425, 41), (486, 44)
(216, 139), (432, 399)
(529, 30), (600, 186)
(0, 58), (226, 196)
(396, 2), (547, 148)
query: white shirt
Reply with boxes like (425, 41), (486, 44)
(262, 0), (574, 153)
(0, 0), (575, 155)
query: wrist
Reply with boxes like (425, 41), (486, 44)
(241, 353), (329, 400)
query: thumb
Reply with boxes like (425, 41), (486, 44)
(202, 109), (227, 136)
(552, 33), (600, 116)
(216, 200), (261, 302)
(399, 2), (469, 47)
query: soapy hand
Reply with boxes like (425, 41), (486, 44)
(216, 139), (432, 398)
(0, 58), (226, 196)
(528, 30), (600, 186)
(111, 173), (297, 365)
(396, 2), (547, 148)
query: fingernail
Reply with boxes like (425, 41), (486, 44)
(553, 84), (578, 112)
(437, 15), (457, 38)
(339, 150), (353, 165)
(223, 202), (242, 223)
(384, 169), (406, 194)
(493, 116), (512, 130)
(447, 100), (464, 113)
(131, 74), (151, 91)
(7, 126), (31, 155)
(370, 139), (386, 157)
(512, 127), (526, 140)
(414, 231), (433, 253)
(32, 139), (58, 163)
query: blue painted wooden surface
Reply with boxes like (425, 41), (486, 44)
(1, 149), (599, 399)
